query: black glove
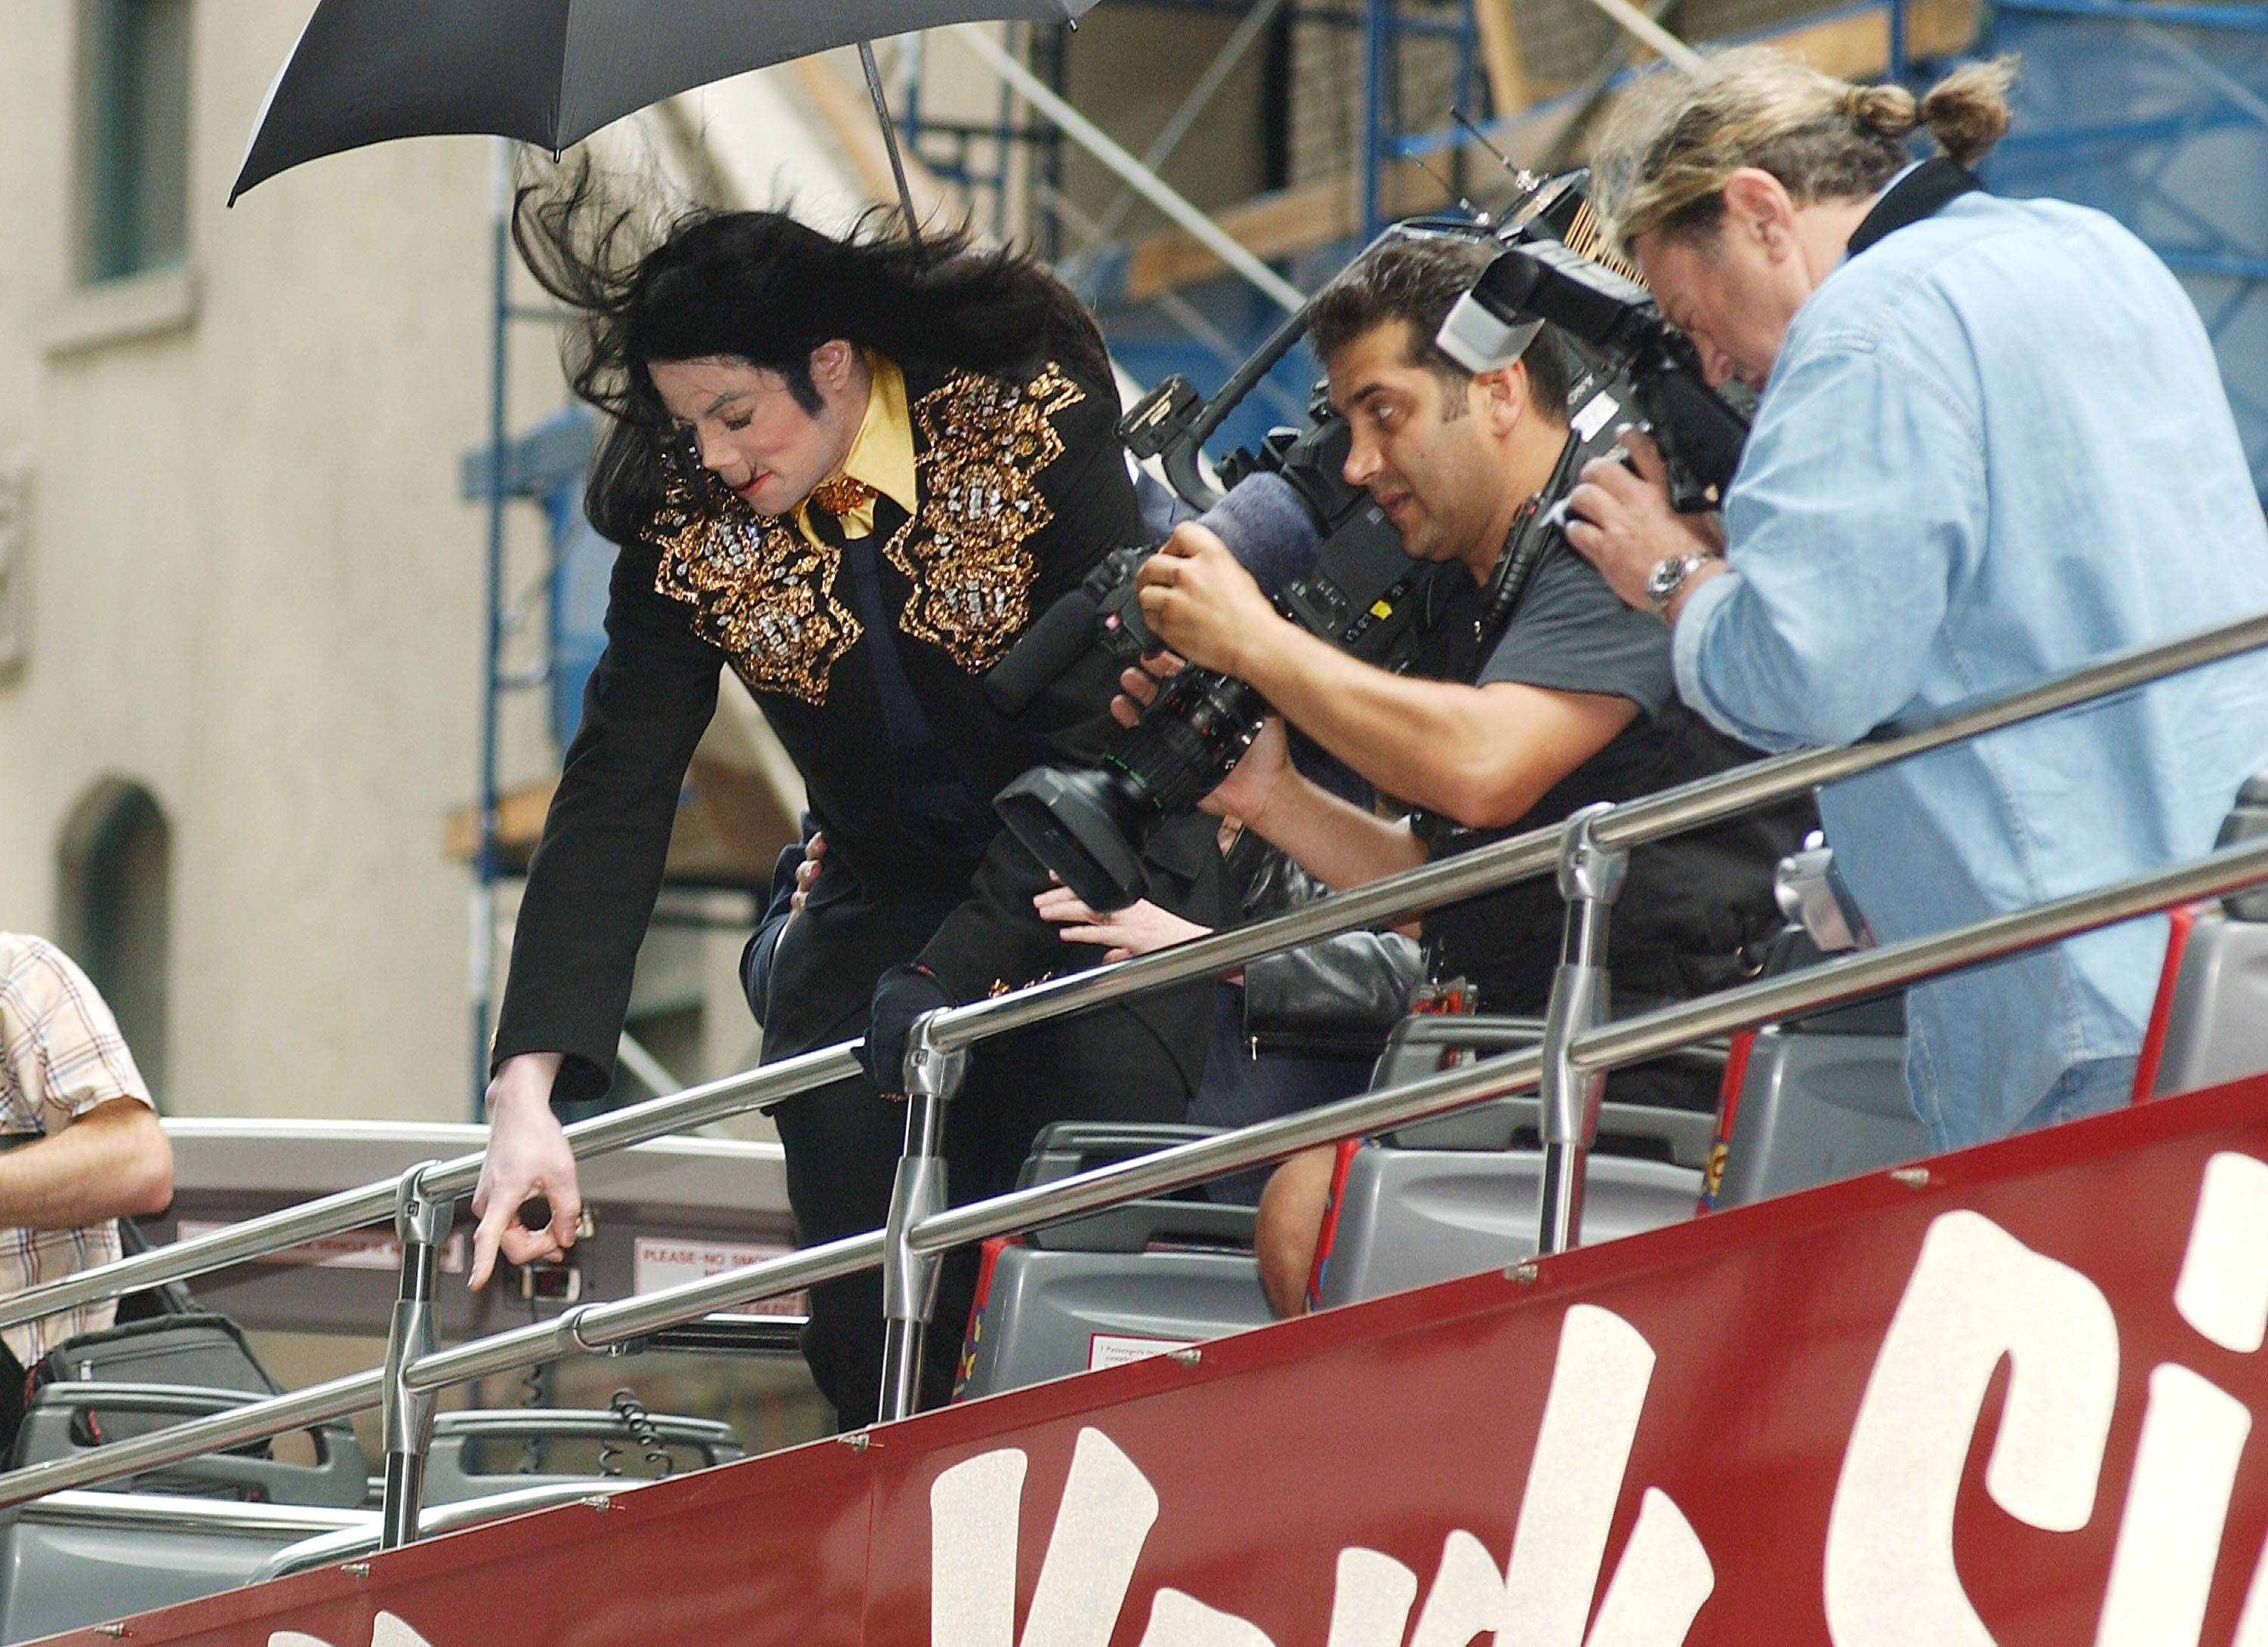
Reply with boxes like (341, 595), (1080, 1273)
(862, 964), (953, 1094)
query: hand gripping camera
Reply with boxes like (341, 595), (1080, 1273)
(990, 402), (1460, 912)
(1439, 236), (1751, 512)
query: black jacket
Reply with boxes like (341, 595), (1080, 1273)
(495, 351), (1224, 1104)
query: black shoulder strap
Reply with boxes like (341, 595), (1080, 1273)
(1473, 429), (1584, 649)
(1847, 156), (1982, 259)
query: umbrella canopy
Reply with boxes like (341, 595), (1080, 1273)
(230, 0), (1100, 204)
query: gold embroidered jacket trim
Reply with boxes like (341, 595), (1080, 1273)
(647, 467), (860, 707)
(645, 363), (1085, 706)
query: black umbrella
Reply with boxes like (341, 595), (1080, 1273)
(228, 0), (1103, 221)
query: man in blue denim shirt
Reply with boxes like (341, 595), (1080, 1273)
(1566, 51), (2268, 1148)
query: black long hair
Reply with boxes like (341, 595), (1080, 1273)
(515, 163), (1114, 544)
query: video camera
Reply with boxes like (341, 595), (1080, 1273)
(989, 383), (1456, 912)
(1440, 236), (1749, 511)
(987, 174), (1751, 912)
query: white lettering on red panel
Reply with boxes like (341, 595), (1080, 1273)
(923, 1150), (2268, 1647)
(933, 1304), (1713, 1647)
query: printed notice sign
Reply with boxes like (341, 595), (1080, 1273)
(1087, 1333), (1198, 1372)
(177, 1221), (467, 1275)
(633, 1237), (805, 1317)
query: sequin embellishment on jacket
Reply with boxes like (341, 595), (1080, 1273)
(649, 363), (1086, 700)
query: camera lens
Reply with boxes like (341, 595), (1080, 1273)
(994, 669), (1270, 910)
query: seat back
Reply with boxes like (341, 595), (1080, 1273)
(1313, 1146), (1701, 1307)
(1018, 1121), (1260, 1250)
(1696, 916), (1925, 1209)
(2140, 908), (2268, 1097)
(1312, 1013), (1714, 1308)
(0, 1491), (361, 1645)
(955, 1122), (1272, 1402)
(11, 1383), (365, 1508)
(1368, 1017), (1725, 1152)
(955, 1242), (1272, 1402)
(1711, 1021), (1923, 1206)
(421, 1408), (742, 1505)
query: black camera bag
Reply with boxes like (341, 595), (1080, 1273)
(27, 1311), (280, 1402)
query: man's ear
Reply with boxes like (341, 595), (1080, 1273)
(810, 339), (858, 389)
(1721, 167), (1798, 255)
(1475, 361), (1527, 437)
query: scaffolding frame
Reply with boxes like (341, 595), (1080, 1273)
(1986, 0), (2268, 496)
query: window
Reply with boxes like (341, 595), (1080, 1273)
(75, 0), (191, 284)
(57, 780), (171, 1101)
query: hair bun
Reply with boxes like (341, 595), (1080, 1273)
(1919, 57), (2016, 167)
(1845, 81), (1919, 139)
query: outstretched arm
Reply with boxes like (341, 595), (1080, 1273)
(476, 546), (720, 1286)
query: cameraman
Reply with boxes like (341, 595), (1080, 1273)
(1132, 237), (1808, 1313)
(1563, 51), (2268, 1151)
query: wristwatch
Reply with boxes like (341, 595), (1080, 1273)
(1644, 551), (1715, 615)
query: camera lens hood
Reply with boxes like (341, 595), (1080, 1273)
(994, 766), (1152, 913)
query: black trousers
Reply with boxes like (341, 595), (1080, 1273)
(0, 1341), (26, 1462)
(769, 1005), (1194, 1429)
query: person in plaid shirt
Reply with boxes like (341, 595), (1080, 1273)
(0, 933), (172, 1442)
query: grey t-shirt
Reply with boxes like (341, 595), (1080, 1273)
(1474, 540), (1677, 715)
(1411, 544), (1802, 1014)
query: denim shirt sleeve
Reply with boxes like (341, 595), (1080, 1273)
(1672, 331), (1988, 751)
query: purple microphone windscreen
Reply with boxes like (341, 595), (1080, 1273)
(1197, 472), (1326, 594)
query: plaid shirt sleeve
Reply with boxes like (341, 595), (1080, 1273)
(0, 936), (154, 1136)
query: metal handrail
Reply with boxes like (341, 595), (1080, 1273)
(906, 834), (2268, 1253)
(17, 608), (2265, 1338)
(0, 1042), (864, 1336)
(8, 831), (2265, 1514)
(403, 1231), (885, 1394)
(916, 607), (2268, 1054)
(2, 607), (2264, 1514)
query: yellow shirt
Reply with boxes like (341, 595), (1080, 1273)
(795, 352), (917, 547)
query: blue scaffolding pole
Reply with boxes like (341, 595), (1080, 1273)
(1362, 0), (1487, 240)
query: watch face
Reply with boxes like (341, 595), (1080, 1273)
(1645, 555), (1689, 608)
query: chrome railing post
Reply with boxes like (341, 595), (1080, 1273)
(1538, 803), (1629, 1256)
(878, 1011), (968, 1424)
(379, 1162), (454, 1549)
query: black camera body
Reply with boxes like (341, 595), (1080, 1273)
(1440, 237), (1751, 512)
(992, 415), (1452, 912)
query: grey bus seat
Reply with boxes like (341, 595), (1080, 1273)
(0, 1489), (361, 1645)
(2129, 776), (2268, 1096)
(1712, 929), (1922, 1208)
(421, 1409), (743, 1505)
(1713, 772), (2268, 1203)
(1017, 1122), (1260, 1250)
(1311, 1015), (1715, 1309)
(1371, 1017), (1724, 1154)
(10, 1383), (365, 1508)
(2143, 906), (2268, 1097)
(954, 1123), (1270, 1403)
(1315, 1145), (1703, 1307)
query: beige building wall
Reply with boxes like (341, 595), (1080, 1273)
(0, 2), (533, 1122)
(0, 5), (872, 1125)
